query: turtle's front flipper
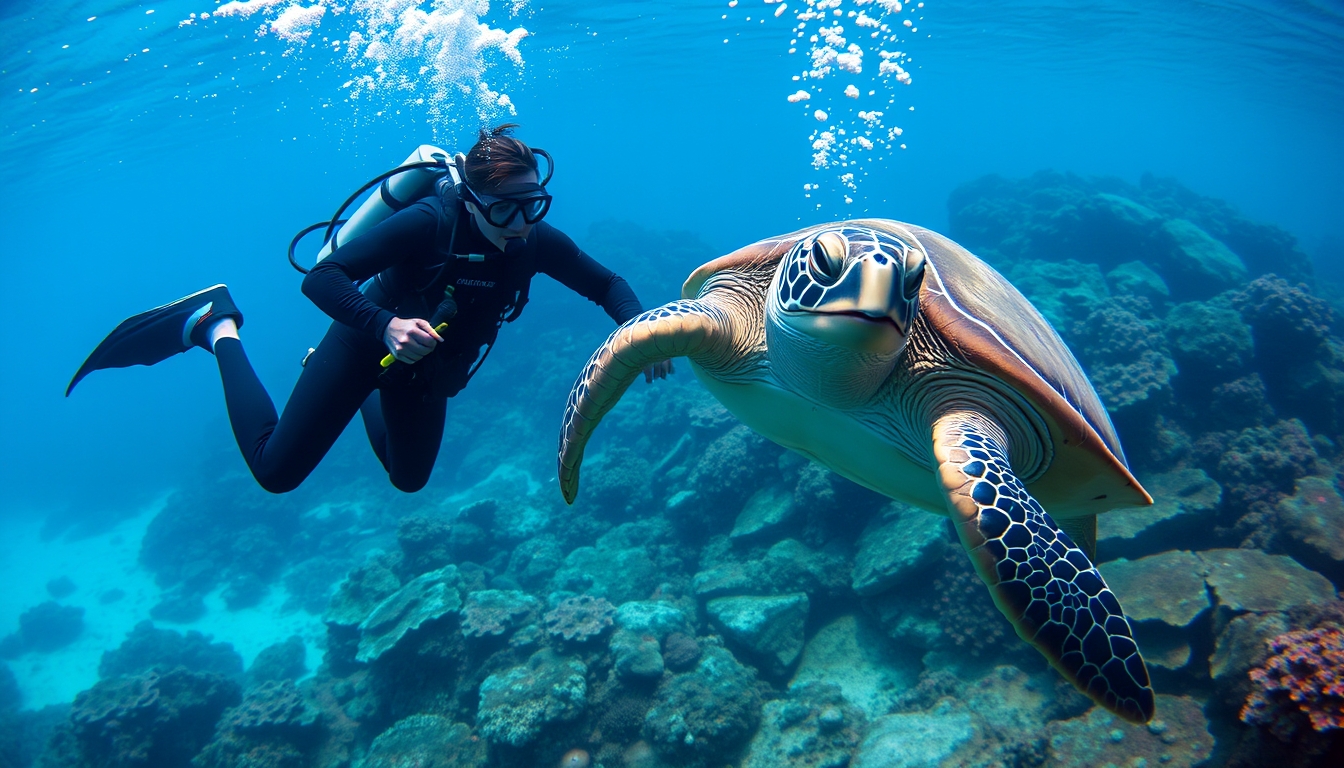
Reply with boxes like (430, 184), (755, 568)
(559, 300), (739, 504)
(931, 410), (1155, 723)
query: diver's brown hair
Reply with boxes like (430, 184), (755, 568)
(463, 123), (537, 192)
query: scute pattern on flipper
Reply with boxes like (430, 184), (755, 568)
(948, 427), (1155, 724)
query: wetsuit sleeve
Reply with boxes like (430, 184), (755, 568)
(300, 202), (440, 339)
(537, 225), (645, 325)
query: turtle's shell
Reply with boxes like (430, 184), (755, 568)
(684, 219), (1151, 515)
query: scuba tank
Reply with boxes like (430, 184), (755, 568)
(288, 144), (466, 273)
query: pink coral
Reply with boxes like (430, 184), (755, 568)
(1241, 626), (1344, 740)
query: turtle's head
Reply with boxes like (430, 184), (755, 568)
(772, 225), (925, 354)
(766, 225), (926, 408)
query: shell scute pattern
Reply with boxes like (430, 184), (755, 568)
(950, 433), (1154, 722)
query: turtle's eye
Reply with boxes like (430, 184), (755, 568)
(808, 232), (846, 285)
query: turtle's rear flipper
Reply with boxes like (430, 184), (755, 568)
(931, 410), (1155, 724)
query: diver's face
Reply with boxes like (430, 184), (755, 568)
(466, 169), (539, 247)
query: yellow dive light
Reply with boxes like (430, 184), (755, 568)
(380, 322), (450, 368)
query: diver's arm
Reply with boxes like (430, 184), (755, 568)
(301, 202), (440, 339)
(538, 225), (671, 381)
(536, 225), (645, 324)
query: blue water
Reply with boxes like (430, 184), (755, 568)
(1, 1), (1341, 514)
(1, 0), (1342, 763)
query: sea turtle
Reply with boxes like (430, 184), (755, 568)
(557, 220), (1156, 723)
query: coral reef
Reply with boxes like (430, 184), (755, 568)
(45, 667), (241, 768)
(100, 621), (244, 681)
(246, 637), (308, 689)
(459, 589), (540, 638)
(355, 714), (485, 768)
(192, 679), (322, 768)
(356, 565), (462, 663)
(741, 682), (865, 768)
(1242, 626), (1344, 739)
(0, 601), (84, 657)
(1045, 693), (1213, 767)
(543, 595), (616, 643)
(476, 649), (587, 748)
(643, 645), (764, 766)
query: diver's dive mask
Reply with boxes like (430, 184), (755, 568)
(461, 148), (554, 228)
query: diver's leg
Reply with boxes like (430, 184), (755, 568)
(213, 328), (376, 493)
(359, 391), (391, 471)
(376, 389), (447, 492)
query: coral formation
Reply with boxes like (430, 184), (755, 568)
(1242, 626), (1344, 739)
(459, 589), (539, 638)
(543, 595), (616, 643)
(100, 621), (244, 681)
(193, 679), (322, 768)
(0, 601), (84, 657)
(47, 667), (241, 768)
(356, 565), (462, 663)
(476, 649), (587, 748)
(356, 714), (485, 768)
(246, 636), (308, 688)
(643, 645), (764, 766)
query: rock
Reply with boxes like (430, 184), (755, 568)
(707, 594), (809, 670)
(611, 629), (665, 680)
(1210, 612), (1289, 682)
(1044, 694), (1212, 767)
(644, 646), (762, 765)
(741, 682), (865, 768)
(1107, 260), (1170, 304)
(549, 522), (669, 605)
(694, 539), (848, 600)
(614, 601), (692, 640)
(357, 714), (486, 768)
(477, 649), (587, 747)
(853, 700), (976, 768)
(1009, 259), (1110, 329)
(1158, 218), (1248, 299)
(1100, 551), (1211, 628)
(850, 502), (948, 596)
(1100, 550), (1210, 670)
(730, 485), (796, 541)
(245, 636), (306, 687)
(1276, 475), (1344, 561)
(1099, 469), (1221, 557)
(326, 559), (401, 627)
(790, 614), (919, 718)
(357, 565), (462, 662)
(1199, 548), (1336, 613)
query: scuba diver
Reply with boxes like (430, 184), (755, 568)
(67, 124), (672, 493)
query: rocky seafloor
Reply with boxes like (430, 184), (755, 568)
(4, 172), (1344, 767)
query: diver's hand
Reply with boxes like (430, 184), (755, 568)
(384, 317), (443, 364)
(643, 359), (674, 383)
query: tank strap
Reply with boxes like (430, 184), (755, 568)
(379, 177), (412, 212)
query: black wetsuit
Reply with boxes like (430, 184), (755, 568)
(213, 191), (643, 493)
